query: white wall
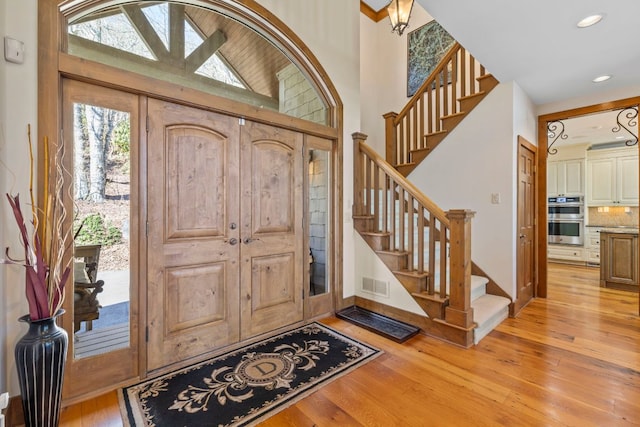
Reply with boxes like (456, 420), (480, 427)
(409, 83), (519, 296)
(360, 5), (435, 154)
(0, 0), (6, 396)
(1, 0), (38, 397)
(255, 0), (361, 300)
(537, 86), (640, 116)
(513, 82), (537, 146)
(354, 4), (443, 313)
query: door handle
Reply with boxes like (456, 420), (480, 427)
(520, 234), (526, 239)
(243, 238), (253, 244)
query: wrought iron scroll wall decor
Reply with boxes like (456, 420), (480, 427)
(612, 106), (638, 147)
(547, 119), (568, 155)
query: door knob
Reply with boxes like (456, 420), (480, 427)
(228, 238), (238, 245)
(230, 222), (237, 230)
(243, 238), (253, 244)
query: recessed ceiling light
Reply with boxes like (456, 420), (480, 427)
(592, 75), (611, 83)
(577, 14), (604, 28)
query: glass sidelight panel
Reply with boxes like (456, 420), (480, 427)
(72, 103), (131, 359)
(309, 149), (330, 296)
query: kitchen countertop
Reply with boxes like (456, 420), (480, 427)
(599, 228), (639, 235)
(586, 224), (638, 229)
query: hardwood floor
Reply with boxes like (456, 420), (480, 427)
(56, 263), (640, 426)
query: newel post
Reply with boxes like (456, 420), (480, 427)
(352, 132), (368, 217)
(445, 209), (476, 331)
(383, 112), (398, 166)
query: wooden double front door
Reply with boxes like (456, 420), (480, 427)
(146, 99), (304, 371)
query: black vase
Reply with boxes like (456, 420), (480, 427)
(15, 309), (68, 427)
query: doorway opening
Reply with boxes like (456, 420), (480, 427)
(537, 98), (640, 300)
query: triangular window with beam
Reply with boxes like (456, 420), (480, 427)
(69, 3), (245, 90)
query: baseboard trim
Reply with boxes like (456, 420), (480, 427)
(353, 296), (474, 348)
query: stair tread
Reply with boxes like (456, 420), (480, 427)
(476, 73), (496, 81)
(425, 129), (448, 137)
(471, 275), (489, 292)
(360, 231), (391, 237)
(471, 275), (489, 302)
(411, 292), (448, 302)
(472, 294), (510, 326)
(394, 270), (429, 278)
(376, 249), (409, 256)
(441, 112), (466, 119)
(410, 147), (431, 154)
(433, 274), (488, 293)
(458, 91), (487, 101)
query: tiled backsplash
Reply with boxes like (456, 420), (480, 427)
(588, 206), (639, 227)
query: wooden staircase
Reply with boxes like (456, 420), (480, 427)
(352, 42), (511, 347)
(384, 42), (499, 176)
(353, 136), (510, 347)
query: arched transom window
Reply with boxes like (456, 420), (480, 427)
(65, 1), (329, 125)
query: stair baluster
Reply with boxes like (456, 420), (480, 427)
(352, 133), (476, 347)
(385, 42), (499, 176)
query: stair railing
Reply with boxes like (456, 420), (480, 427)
(353, 133), (475, 330)
(384, 42), (491, 168)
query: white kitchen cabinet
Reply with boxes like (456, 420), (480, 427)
(548, 245), (584, 263)
(586, 148), (638, 206)
(585, 227), (602, 265)
(547, 159), (584, 197)
(617, 156), (639, 204)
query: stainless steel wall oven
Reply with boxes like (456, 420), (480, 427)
(548, 197), (584, 245)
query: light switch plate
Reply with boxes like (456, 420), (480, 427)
(491, 193), (501, 204)
(4, 36), (25, 64)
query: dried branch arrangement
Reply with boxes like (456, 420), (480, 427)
(3, 126), (72, 320)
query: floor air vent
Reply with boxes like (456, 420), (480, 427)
(336, 306), (420, 343)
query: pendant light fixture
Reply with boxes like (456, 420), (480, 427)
(387, 0), (415, 36)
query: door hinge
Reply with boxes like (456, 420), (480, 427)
(145, 326), (149, 342)
(239, 117), (245, 126)
(146, 221), (149, 236)
(146, 115), (149, 133)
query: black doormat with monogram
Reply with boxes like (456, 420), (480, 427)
(119, 322), (380, 426)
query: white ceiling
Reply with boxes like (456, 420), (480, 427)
(555, 109), (638, 148)
(362, 0), (640, 148)
(363, 0), (389, 12)
(363, 0), (640, 106)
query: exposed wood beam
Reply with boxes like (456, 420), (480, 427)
(67, 35), (277, 110)
(185, 29), (226, 74)
(169, 3), (185, 63)
(360, 1), (389, 23)
(183, 11), (252, 91)
(121, 4), (171, 62)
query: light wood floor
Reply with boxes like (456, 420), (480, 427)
(57, 263), (640, 426)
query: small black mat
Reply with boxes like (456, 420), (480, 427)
(119, 322), (380, 426)
(336, 306), (420, 343)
